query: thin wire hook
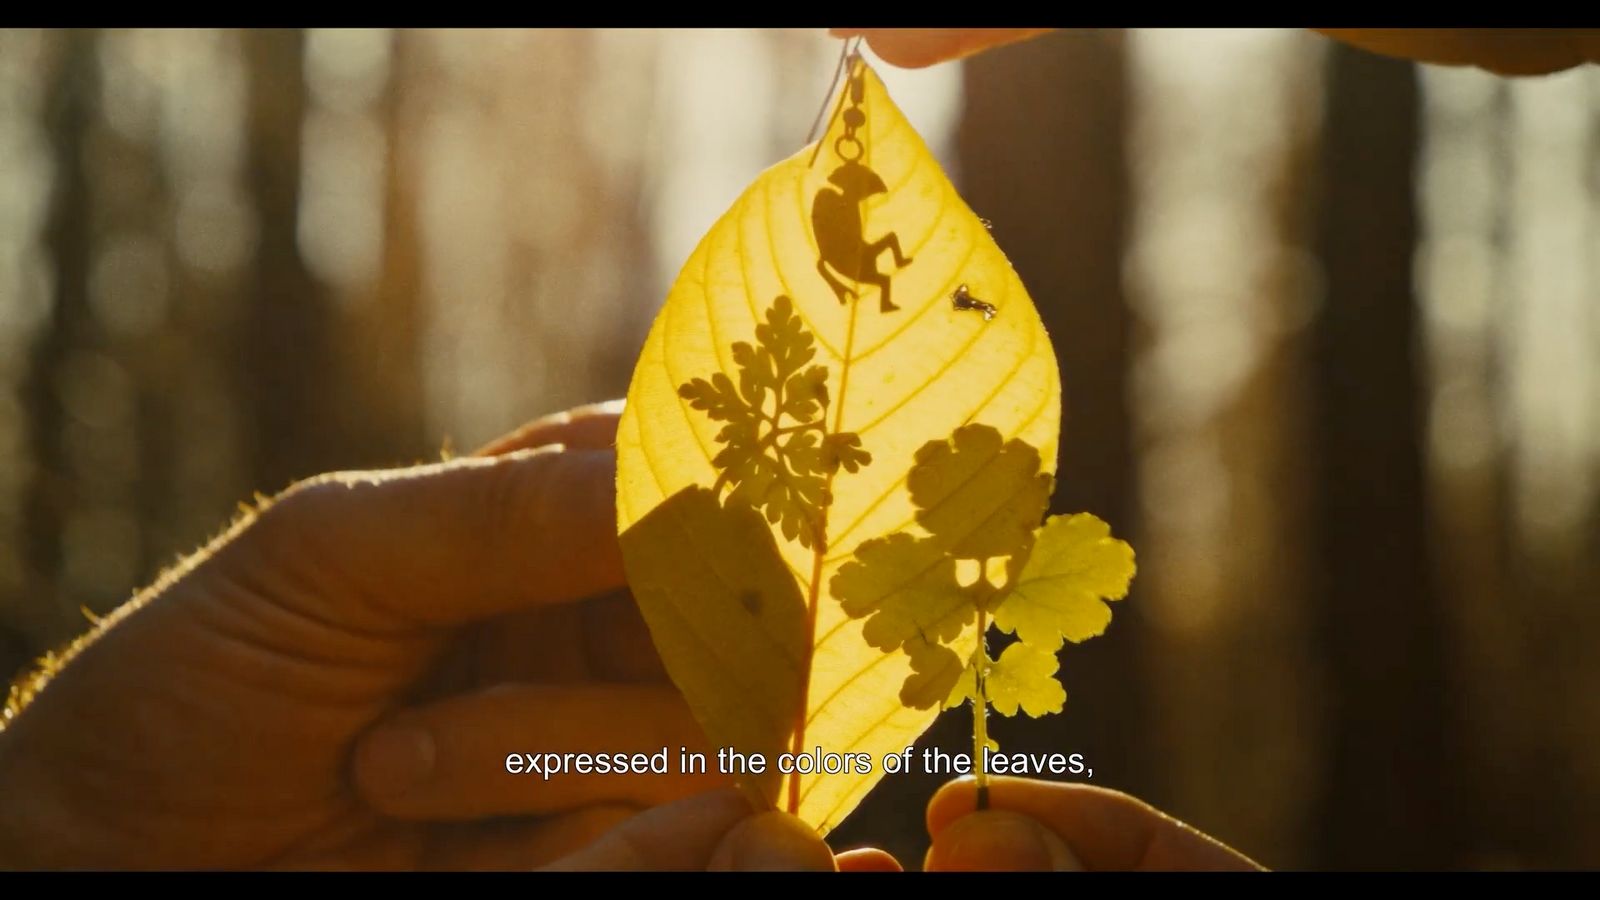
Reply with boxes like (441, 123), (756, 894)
(807, 36), (863, 169)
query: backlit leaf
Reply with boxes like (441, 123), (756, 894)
(902, 638), (967, 711)
(831, 423), (1053, 705)
(950, 641), (1068, 718)
(832, 532), (972, 654)
(907, 421), (1052, 562)
(992, 513), (1137, 650)
(617, 56), (1060, 833)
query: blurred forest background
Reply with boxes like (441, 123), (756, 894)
(1, 28), (1598, 870)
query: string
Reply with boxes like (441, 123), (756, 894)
(805, 39), (853, 145)
(807, 36), (863, 169)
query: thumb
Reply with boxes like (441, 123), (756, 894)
(541, 788), (834, 871)
(926, 810), (1084, 872)
(830, 28), (1053, 69)
(707, 811), (836, 872)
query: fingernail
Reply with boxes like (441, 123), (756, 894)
(710, 811), (836, 871)
(354, 724), (435, 800)
(930, 811), (1083, 872)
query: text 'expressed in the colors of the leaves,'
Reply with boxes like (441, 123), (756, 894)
(503, 746), (1093, 781)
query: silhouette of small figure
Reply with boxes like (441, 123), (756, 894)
(811, 160), (913, 313)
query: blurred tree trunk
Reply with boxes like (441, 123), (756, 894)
(333, 30), (429, 466)
(237, 29), (337, 491)
(0, 628), (25, 693)
(1123, 33), (1328, 869)
(20, 30), (98, 645)
(1310, 45), (1462, 868)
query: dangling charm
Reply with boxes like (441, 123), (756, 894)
(808, 54), (913, 314)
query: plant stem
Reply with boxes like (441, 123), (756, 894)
(786, 274), (861, 816)
(973, 605), (990, 811)
(771, 421), (826, 437)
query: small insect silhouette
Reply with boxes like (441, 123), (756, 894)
(951, 284), (997, 321)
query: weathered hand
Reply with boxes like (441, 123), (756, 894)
(540, 786), (898, 871)
(922, 776), (1263, 871)
(0, 402), (725, 869)
(1315, 28), (1600, 75)
(830, 28), (1051, 69)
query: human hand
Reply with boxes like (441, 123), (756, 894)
(833, 27), (1600, 76)
(541, 786), (900, 871)
(829, 28), (1051, 69)
(0, 401), (726, 869)
(922, 776), (1263, 871)
(1314, 29), (1600, 75)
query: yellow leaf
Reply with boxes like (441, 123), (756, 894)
(901, 638), (967, 711)
(616, 56), (1059, 834)
(907, 422), (1052, 561)
(951, 641), (1068, 718)
(618, 487), (807, 806)
(992, 513), (1136, 650)
(831, 532), (972, 655)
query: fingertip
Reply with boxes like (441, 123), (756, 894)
(423, 804), (642, 870)
(928, 776), (1264, 871)
(670, 783), (759, 823)
(835, 847), (903, 872)
(708, 811), (836, 872)
(925, 810), (1083, 872)
(475, 400), (624, 456)
(542, 786), (753, 871)
(842, 28), (1054, 70)
(926, 775), (981, 839)
(350, 722), (435, 811)
(496, 446), (625, 606)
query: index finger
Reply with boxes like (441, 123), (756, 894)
(541, 788), (835, 871)
(236, 446), (622, 630)
(1315, 28), (1600, 76)
(475, 400), (623, 457)
(830, 28), (1053, 69)
(927, 776), (1262, 871)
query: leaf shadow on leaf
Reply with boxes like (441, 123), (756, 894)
(618, 485), (808, 810)
(678, 294), (871, 550)
(831, 423), (1053, 709)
